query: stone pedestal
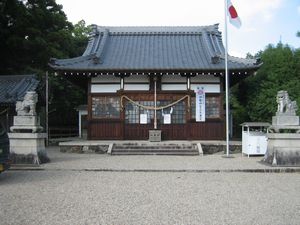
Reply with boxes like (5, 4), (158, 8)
(10, 115), (43, 133)
(265, 126), (300, 166)
(8, 133), (48, 165)
(263, 133), (300, 166)
(272, 115), (299, 126)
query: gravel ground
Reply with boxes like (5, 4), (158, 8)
(0, 170), (299, 225)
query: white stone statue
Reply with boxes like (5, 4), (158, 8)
(16, 91), (38, 116)
(276, 90), (298, 115)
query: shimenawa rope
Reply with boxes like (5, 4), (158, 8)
(121, 95), (190, 111)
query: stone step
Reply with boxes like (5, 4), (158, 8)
(112, 146), (195, 150)
(111, 143), (199, 155)
(112, 150), (199, 156)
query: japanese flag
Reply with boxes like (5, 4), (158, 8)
(227, 0), (241, 28)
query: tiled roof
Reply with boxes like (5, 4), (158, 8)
(49, 24), (260, 72)
(0, 75), (39, 105)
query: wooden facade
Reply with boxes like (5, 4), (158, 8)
(87, 74), (225, 140)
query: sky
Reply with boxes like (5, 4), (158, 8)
(56, 0), (300, 57)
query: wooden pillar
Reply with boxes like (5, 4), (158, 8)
(87, 78), (92, 139)
(78, 111), (82, 138)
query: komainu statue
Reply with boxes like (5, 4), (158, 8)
(16, 91), (38, 116)
(276, 90), (298, 115)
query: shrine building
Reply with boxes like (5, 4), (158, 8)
(49, 24), (260, 140)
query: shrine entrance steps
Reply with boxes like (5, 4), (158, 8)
(111, 142), (199, 156)
(58, 140), (242, 155)
(58, 140), (206, 156)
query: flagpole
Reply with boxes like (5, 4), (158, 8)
(46, 71), (49, 147)
(224, 0), (230, 157)
(154, 76), (157, 130)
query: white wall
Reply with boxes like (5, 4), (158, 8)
(124, 84), (149, 91)
(124, 74), (149, 83)
(161, 84), (187, 91)
(91, 76), (121, 83)
(161, 74), (186, 83)
(123, 75), (149, 90)
(190, 75), (220, 83)
(91, 84), (120, 93)
(90, 74), (220, 93)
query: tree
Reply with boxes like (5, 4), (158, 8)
(231, 43), (300, 136)
(71, 20), (92, 56)
(0, 0), (90, 127)
(47, 20), (91, 126)
(0, 0), (78, 74)
(248, 43), (299, 120)
(0, 0), (28, 73)
(23, 0), (75, 71)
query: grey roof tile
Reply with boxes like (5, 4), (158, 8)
(0, 75), (39, 104)
(49, 24), (260, 72)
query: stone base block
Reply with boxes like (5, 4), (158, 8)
(263, 147), (300, 166)
(10, 125), (43, 133)
(263, 133), (300, 166)
(60, 145), (108, 154)
(201, 144), (242, 154)
(8, 133), (49, 165)
(13, 116), (40, 126)
(272, 115), (299, 126)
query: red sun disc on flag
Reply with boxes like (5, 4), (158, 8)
(229, 6), (238, 19)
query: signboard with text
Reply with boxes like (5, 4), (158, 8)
(195, 86), (205, 122)
(140, 114), (148, 124)
(163, 114), (171, 124)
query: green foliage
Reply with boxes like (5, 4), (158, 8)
(230, 81), (250, 133)
(0, 0), (73, 73)
(0, 0), (27, 73)
(232, 43), (300, 130)
(0, 0), (89, 126)
(48, 74), (85, 126)
(71, 20), (92, 56)
(0, 0), (90, 73)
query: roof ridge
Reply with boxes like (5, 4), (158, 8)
(94, 29), (109, 64)
(228, 55), (258, 65)
(92, 24), (220, 35)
